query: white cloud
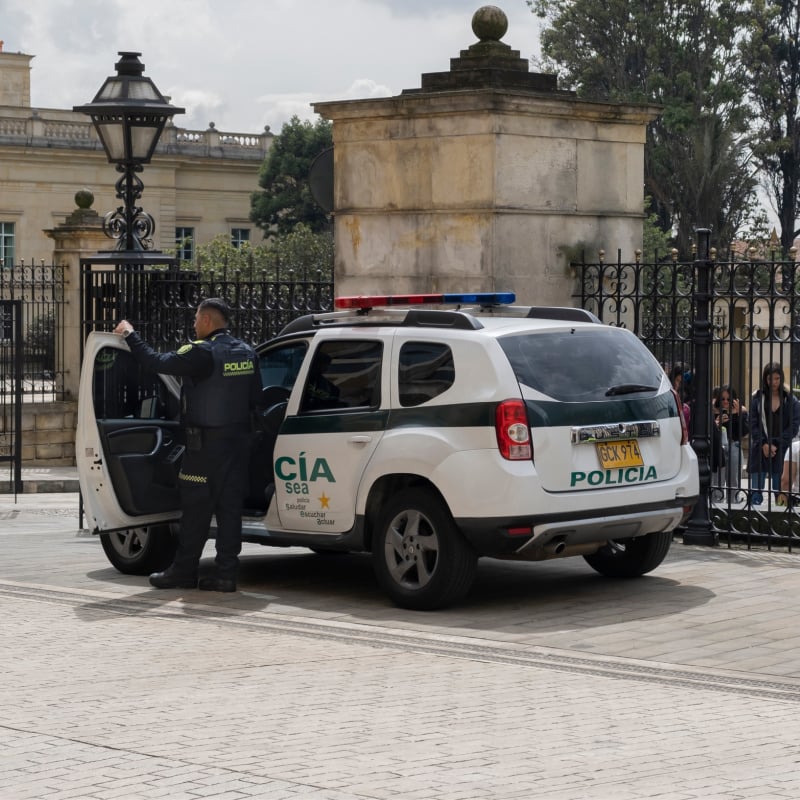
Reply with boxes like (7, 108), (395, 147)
(341, 79), (393, 100)
(5, 0), (542, 134)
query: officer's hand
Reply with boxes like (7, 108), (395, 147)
(114, 321), (133, 336)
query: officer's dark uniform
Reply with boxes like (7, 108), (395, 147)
(125, 327), (262, 583)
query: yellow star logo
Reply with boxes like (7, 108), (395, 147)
(319, 493), (330, 509)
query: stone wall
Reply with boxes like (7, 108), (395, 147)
(1, 401), (77, 465)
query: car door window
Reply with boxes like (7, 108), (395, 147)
(258, 340), (308, 391)
(92, 347), (178, 420)
(300, 340), (382, 413)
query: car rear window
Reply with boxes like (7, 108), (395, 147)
(398, 342), (455, 406)
(498, 328), (664, 402)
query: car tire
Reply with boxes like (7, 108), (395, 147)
(372, 488), (477, 610)
(583, 530), (673, 578)
(99, 524), (177, 575)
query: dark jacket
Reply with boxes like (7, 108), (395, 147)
(748, 388), (800, 473)
(126, 328), (262, 429)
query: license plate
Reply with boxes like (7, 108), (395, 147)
(595, 439), (643, 469)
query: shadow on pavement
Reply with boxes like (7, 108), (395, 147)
(175, 548), (719, 635)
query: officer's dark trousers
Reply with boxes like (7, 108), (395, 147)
(171, 431), (250, 580)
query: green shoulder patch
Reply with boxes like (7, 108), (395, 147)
(177, 343), (193, 355)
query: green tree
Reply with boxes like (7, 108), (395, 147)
(529, 0), (756, 252)
(250, 115), (333, 237)
(740, 0), (800, 251)
(263, 223), (334, 278)
(193, 226), (333, 281)
(642, 197), (673, 262)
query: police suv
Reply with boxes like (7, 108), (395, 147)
(77, 292), (699, 610)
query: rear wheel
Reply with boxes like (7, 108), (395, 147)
(99, 524), (177, 575)
(372, 488), (477, 610)
(583, 531), (673, 578)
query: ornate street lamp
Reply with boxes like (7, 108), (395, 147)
(74, 52), (184, 252)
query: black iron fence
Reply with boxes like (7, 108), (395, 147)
(0, 299), (23, 493)
(81, 260), (334, 346)
(574, 242), (800, 548)
(0, 261), (66, 402)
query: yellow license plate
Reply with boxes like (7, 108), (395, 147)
(595, 439), (644, 469)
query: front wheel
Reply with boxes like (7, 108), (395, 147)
(372, 488), (477, 610)
(583, 531), (673, 578)
(99, 524), (177, 575)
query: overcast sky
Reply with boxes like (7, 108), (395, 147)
(2, 0), (542, 135)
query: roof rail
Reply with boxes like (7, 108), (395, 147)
(277, 307), (483, 335)
(278, 314), (318, 335)
(403, 309), (483, 330)
(276, 305), (599, 337)
(525, 306), (601, 324)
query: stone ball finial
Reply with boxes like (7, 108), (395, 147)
(472, 6), (508, 42)
(75, 188), (94, 209)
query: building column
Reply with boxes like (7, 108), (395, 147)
(45, 190), (108, 399)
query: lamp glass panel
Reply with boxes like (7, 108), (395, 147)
(95, 119), (127, 161)
(97, 78), (125, 101)
(127, 81), (160, 101)
(130, 123), (163, 161)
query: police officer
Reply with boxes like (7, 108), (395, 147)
(113, 298), (262, 592)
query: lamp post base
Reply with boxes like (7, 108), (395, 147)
(682, 501), (718, 546)
(682, 527), (718, 546)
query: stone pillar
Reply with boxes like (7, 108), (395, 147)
(313, 6), (659, 306)
(0, 50), (32, 107)
(45, 190), (108, 399)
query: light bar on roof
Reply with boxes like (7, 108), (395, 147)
(334, 292), (516, 310)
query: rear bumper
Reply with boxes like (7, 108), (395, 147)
(456, 495), (697, 557)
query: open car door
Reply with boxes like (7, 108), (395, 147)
(77, 332), (183, 538)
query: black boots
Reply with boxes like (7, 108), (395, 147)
(148, 568), (197, 590)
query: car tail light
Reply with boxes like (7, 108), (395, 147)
(671, 388), (689, 445)
(495, 399), (532, 460)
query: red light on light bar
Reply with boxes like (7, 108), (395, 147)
(334, 292), (516, 310)
(335, 294), (440, 309)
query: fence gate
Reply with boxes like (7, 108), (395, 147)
(0, 300), (23, 495)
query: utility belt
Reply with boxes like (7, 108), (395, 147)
(184, 425), (250, 450)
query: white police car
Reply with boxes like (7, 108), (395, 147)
(77, 292), (698, 609)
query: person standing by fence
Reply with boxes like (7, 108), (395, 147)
(714, 384), (748, 503)
(669, 364), (692, 432)
(747, 363), (800, 506)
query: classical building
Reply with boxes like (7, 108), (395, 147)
(0, 48), (272, 263)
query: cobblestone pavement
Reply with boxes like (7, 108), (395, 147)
(2, 494), (800, 799)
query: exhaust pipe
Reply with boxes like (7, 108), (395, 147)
(502, 537), (606, 562)
(543, 537), (567, 555)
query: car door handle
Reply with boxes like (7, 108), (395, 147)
(348, 435), (372, 444)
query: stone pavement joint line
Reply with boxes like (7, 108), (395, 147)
(2, 580), (799, 705)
